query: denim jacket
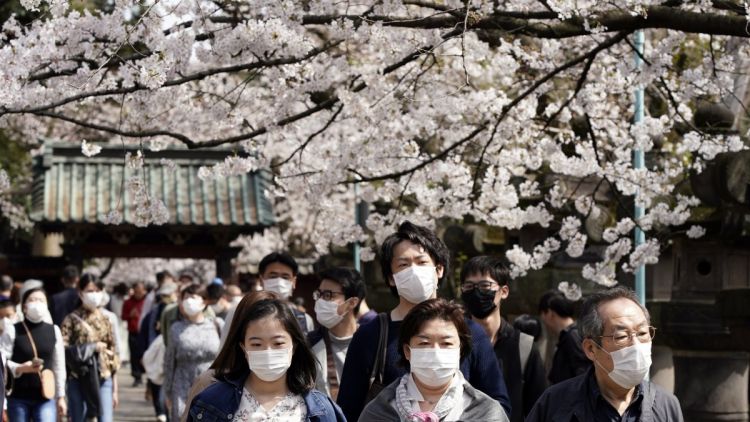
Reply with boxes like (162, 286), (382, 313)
(186, 370), (346, 422)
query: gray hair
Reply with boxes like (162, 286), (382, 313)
(579, 286), (650, 341)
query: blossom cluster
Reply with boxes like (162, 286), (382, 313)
(0, 1), (747, 285)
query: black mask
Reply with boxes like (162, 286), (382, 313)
(461, 289), (498, 319)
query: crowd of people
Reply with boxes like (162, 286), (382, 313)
(0, 221), (683, 421)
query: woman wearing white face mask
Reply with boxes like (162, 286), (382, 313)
(163, 284), (223, 422)
(61, 273), (120, 422)
(187, 298), (344, 422)
(360, 299), (508, 422)
(7, 287), (67, 421)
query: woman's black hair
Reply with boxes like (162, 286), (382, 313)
(78, 273), (100, 291)
(21, 287), (47, 306)
(211, 298), (316, 394)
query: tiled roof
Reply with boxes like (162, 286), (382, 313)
(31, 144), (274, 228)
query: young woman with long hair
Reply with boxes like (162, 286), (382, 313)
(187, 298), (344, 421)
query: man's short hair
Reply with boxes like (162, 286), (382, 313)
(379, 221), (450, 295)
(180, 283), (207, 300)
(62, 265), (79, 283)
(156, 271), (174, 285)
(538, 289), (576, 318)
(258, 252), (299, 277)
(512, 314), (542, 340)
(579, 286), (650, 341)
(318, 267), (367, 313)
(206, 283), (225, 301)
(0, 275), (13, 292)
(460, 256), (511, 287)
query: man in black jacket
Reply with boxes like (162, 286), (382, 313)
(527, 287), (683, 421)
(50, 265), (80, 325)
(539, 289), (590, 384)
(460, 256), (546, 422)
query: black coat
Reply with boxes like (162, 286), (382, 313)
(66, 342), (100, 418)
(527, 367), (684, 422)
(548, 323), (590, 385)
(493, 319), (547, 421)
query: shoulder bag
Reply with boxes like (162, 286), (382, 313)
(21, 321), (55, 400)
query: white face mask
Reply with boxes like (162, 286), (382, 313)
(246, 347), (293, 382)
(25, 302), (48, 323)
(393, 266), (437, 304)
(408, 347), (460, 387)
(263, 278), (293, 298)
(596, 341), (652, 389)
(98, 292), (111, 308)
(82, 292), (103, 310)
(182, 297), (205, 317)
(314, 299), (344, 329)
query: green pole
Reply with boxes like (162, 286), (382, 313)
(634, 30), (646, 306)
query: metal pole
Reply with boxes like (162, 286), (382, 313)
(354, 182), (361, 272)
(634, 30), (646, 307)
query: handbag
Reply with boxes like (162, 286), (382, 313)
(21, 321), (56, 400)
(365, 312), (389, 403)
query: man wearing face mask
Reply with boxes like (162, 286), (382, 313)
(337, 221), (511, 421)
(309, 267), (367, 397)
(205, 280), (231, 320)
(460, 256), (546, 422)
(258, 252), (315, 335)
(527, 287), (683, 421)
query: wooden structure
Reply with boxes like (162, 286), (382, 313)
(30, 144), (275, 279)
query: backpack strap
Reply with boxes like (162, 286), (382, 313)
(518, 332), (534, 378)
(368, 313), (388, 389)
(291, 307), (309, 335)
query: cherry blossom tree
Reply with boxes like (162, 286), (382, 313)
(1, 0), (749, 285)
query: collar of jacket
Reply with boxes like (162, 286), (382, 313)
(552, 367), (657, 422)
(219, 369), (330, 417)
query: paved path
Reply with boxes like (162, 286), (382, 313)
(114, 369), (155, 422)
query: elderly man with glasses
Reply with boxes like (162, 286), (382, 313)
(527, 286), (683, 421)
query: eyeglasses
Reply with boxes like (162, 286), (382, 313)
(313, 289), (345, 301)
(598, 326), (656, 347)
(461, 280), (499, 292)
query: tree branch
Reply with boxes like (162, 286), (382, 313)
(343, 123), (489, 184)
(2, 41), (342, 117)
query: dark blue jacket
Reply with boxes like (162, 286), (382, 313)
(527, 367), (683, 421)
(187, 371), (346, 422)
(50, 288), (80, 326)
(336, 314), (511, 421)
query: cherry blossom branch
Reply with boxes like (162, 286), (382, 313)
(468, 31), (630, 199)
(272, 104), (344, 168)
(343, 123), (490, 183)
(1, 41), (342, 117)
(301, 6), (750, 38)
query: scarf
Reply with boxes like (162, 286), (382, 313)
(394, 373), (462, 422)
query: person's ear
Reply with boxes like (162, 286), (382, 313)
(387, 276), (396, 287)
(436, 265), (444, 279)
(339, 297), (360, 315)
(498, 285), (510, 300)
(403, 344), (411, 361)
(582, 338), (599, 362)
(290, 277), (297, 290)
